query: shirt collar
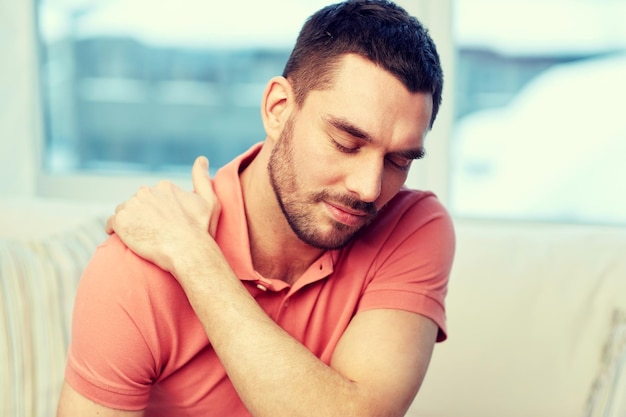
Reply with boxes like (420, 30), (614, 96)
(213, 143), (335, 292)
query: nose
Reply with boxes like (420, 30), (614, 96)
(344, 156), (383, 203)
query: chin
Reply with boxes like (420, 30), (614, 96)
(300, 226), (360, 250)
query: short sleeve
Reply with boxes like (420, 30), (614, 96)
(357, 192), (455, 342)
(64, 234), (166, 410)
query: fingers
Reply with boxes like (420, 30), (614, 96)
(191, 156), (214, 202)
(105, 215), (115, 235)
(208, 209), (219, 238)
(106, 161), (219, 241)
(105, 202), (125, 235)
(191, 156), (221, 237)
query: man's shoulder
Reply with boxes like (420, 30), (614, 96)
(80, 234), (180, 297)
(353, 188), (454, 251)
(96, 233), (164, 274)
(379, 188), (450, 227)
(391, 187), (444, 208)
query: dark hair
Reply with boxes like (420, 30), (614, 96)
(282, 0), (443, 128)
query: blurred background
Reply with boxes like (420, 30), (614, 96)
(2, 3), (626, 416)
(2, 0), (626, 225)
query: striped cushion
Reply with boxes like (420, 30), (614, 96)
(586, 310), (626, 417)
(0, 217), (106, 417)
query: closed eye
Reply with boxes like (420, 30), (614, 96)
(386, 156), (411, 171)
(331, 137), (359, 153)
(386, 149), (425, 171)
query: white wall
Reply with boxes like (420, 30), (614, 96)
(404, 0), (454, 204)
(0, 0), (39, 199)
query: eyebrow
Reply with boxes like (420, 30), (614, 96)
(323, 114), (426, 160)
(395, 148), (426, 160)
(325, 115), (373, 142)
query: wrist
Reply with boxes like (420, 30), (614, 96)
(168, 233), (231, 291)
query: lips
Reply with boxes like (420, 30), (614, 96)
(324, 202), (367, 227)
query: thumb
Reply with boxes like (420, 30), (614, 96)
(191, 156), (221, 238)
(191, 156), (214, 201)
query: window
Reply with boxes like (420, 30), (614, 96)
(450, 0), (626, 224)
(35, 0), (441, 202)
(37, 0), (336, 176)
(40, 0), (626, 225)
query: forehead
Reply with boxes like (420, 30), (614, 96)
(301, 54), (433, 147)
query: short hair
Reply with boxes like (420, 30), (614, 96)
(282, 0), (444, 128)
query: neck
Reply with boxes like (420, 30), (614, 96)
(240, 143), (324, 285)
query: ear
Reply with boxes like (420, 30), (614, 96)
(261, 76), (294, 141)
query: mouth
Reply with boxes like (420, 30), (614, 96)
(324, 201), (368, 227)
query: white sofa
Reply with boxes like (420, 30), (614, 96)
(1, 198), (625, 417)
(407, 221), (626, 417)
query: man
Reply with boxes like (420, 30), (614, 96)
(57, 1), (455, 416)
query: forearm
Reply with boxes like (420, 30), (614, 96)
(172, 239), (374, 417)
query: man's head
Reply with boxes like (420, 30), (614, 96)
(266, 53), (433, 250)
(282, 0), (443, 129)
(261, 1), (440, 251)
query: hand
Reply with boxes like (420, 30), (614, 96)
(105, 156), (221, 273)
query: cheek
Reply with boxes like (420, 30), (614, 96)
(294, 139), (344, 186)
(305, 156), (343, 187)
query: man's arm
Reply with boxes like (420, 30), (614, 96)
(331, 309), (437, 415)
(57, 383), (144, 417)
(169, 236), (437, 417)
(57, 157), (220, 417)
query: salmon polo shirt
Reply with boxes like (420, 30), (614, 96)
(65, 143), (455, 416)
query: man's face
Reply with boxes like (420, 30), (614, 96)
(268, 54), (433, 250)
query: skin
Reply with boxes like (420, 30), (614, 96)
(57, 54), (438, 417)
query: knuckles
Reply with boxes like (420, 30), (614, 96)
(156, 180), (174, 190)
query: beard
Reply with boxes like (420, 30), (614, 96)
(268, 117), (378, 250)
